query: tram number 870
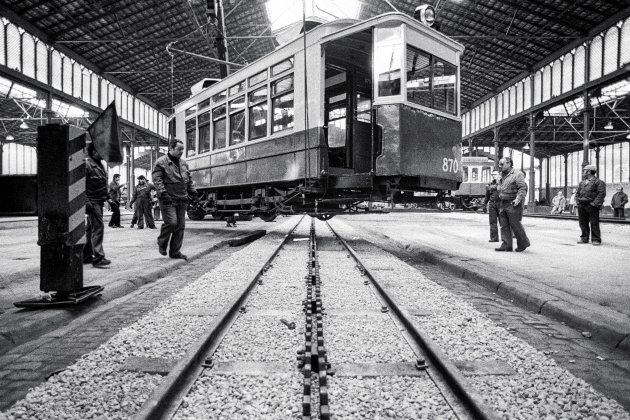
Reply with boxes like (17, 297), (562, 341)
(442, 158), (459, 173)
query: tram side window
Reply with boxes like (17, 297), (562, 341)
(406, 45), (457, 115)
(272, 75), (294, 133)
(471, 167), (479, 182)
(462, 166), (469, 182)
(229, 95), (246, 146)
(406, 47), (431, 108)
(376, 44), (402, 96)
(433, 59), (456, 114)
(185, 118), (196, 157)
(198, 111), (211, 153)
(249, 86), (268, 140)
(213, 105), (227, 150)
(481, 166), (491, 183)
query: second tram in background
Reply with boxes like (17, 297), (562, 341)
(452, 155), (495, 210)
(170, 7), (464, 221)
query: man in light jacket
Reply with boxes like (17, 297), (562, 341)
(495, 157), (530, 252)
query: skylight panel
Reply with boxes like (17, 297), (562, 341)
(265, 0), (362, 32)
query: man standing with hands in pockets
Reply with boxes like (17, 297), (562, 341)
(495, 157), (530, 253)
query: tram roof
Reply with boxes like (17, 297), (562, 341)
(1, 0), (629, 156)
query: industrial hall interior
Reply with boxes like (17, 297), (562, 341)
(1, 0), (630, 419)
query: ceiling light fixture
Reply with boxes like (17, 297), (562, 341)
(604, 120), (613, 130)
(19, 119), (28, 130)
(626, 131), (630, 140)
(523, 143), (530, 150)
(5, 134), (14, 141)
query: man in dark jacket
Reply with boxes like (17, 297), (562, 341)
(496, 157), (530, 252)
(129, 175), (156, 229)
(576, 164), (606, 245)
(152, 139), (198, 260)
(108, 174), (124, 228)
(611, 186), (628, 219)
(484, 170), (501, 242)
(83, 142), (111, 267)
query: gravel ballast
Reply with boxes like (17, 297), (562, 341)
(328, 218), (630, 420)
(2, 216), (302, 420)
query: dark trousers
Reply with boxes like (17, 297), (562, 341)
(499, 201), (530, 250)
(108, 201), (121, 227)
(578, 205), (601, 243)
(488, 201), (500, 241)
(131, 200), (155, 228)
(158, 200), (187, 256)
(84, 200), (105, 263)
(613, 207), (625, 218)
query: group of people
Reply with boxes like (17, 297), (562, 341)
(106, 174), (162, 230)
(548, 186), (627, 218)
(485, 160), (612, 251)
(83, 139), (198, 268)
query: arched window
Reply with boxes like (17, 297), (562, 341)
(561, 53), (573, 93)
(21, 33), (35, 78)
(6, 24), (21, 72)
(589, 36), (603, 81)
(603, 27), (619, 75)
(533, 71), (542, 105)
(51, 50), (62, 90)
(574, 45), (586, 87)
(523, 77), (531, 109)
(621, 19), (630, 66)
(542, 65), (552, 102)
(552, 59), (561, 97)
(36, 41), (48, 84)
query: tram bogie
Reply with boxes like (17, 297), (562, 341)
(172, 10), (464, 221)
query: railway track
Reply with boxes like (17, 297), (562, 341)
(133, 216), (496, 420)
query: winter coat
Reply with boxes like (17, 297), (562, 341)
(130, 182), (156, 205)
(152, 154), (197, 201)
(497, 168), (527, 204)
(108, 181), (123, 202)
(576, 177), (606, 208)
(85, 156), (108, 202)
(484, 181), (499, 206)
(611, 192), (628, 209)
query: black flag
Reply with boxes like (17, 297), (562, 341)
(88, 101), (123, 164)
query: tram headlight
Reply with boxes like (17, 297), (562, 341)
(414, 4), (436, 27)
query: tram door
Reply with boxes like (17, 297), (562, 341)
(324, 64), (373, 174)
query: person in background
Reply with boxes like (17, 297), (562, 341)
(129, 175), (156, 229)
(484, 170), (501, 242)
(576, 164), (606, 246)
(550, 191), (566, 214)
(107, 174), (124, 228)
(495, 157), (530, 252)
(83, 142), (111, 267)
(569, 188), (577, 215)
(610, 186), (628, 219)
(153, 139), (198, 260)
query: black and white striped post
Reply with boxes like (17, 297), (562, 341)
(14, 124), (103, 308)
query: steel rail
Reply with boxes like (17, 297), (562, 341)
(326, 221), (500, 420)
(523, 212), (630, 224)
(133, 216), (305, 420)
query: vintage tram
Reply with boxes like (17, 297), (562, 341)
(171, 10), (464, 221)
(452, 155), (495, 210)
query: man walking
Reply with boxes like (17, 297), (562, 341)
(129, 175), (156, 229)
(152, 139), (198, 260)
(495, 157), (530, 252)
(484, 170), (501, 242)
(83, 142), (111, 267)
(108, 174), (124, 228)
(611, 186), (628, 219)
(576, 164), (606, 245)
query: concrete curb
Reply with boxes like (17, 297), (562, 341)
(356, 228), (630, 355)
(0, 230), (267, 355)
